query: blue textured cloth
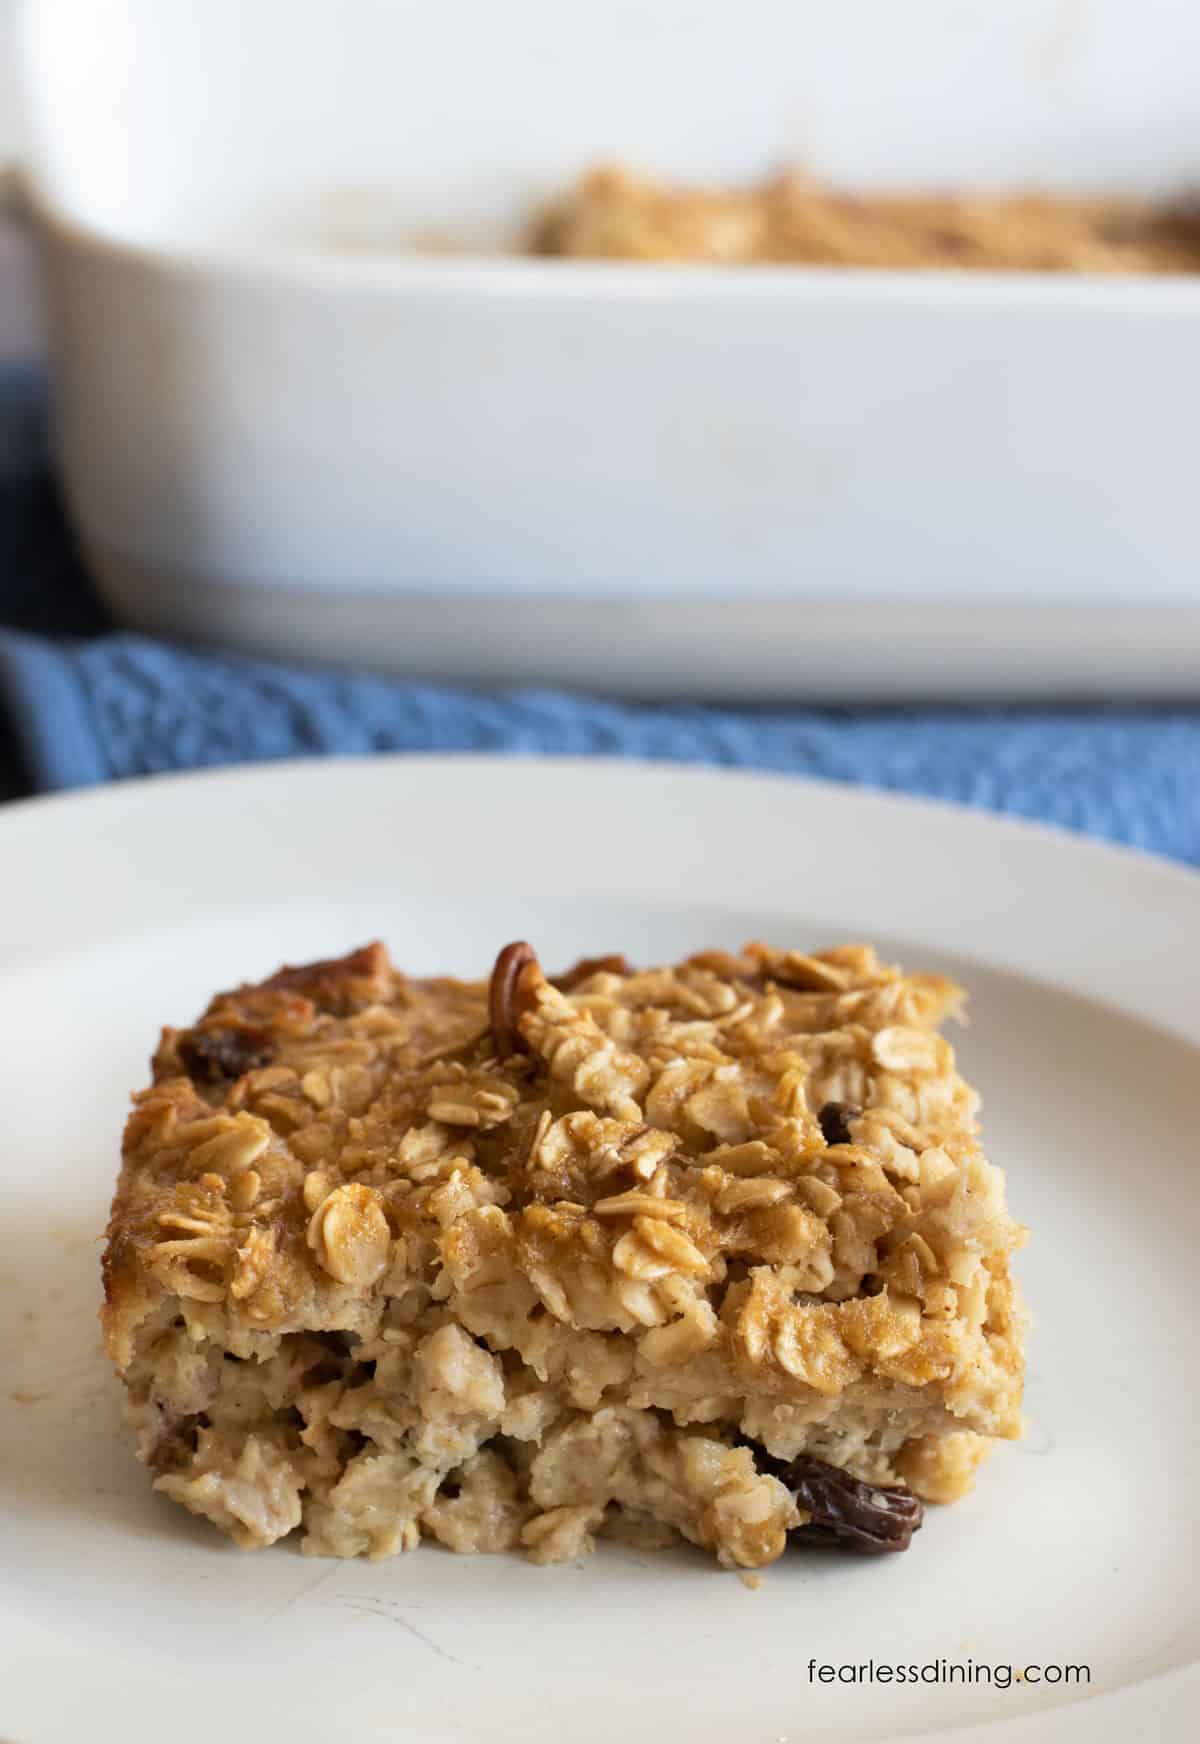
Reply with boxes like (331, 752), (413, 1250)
(1, 367), (1198, 862)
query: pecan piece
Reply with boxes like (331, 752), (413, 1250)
(755, 1449), (923, 1554)
(552, 953), (633, 991)
(489, 941), (542, 1058)
(177, 1025), (276, 1085)
(818, 1100), (860, 1147)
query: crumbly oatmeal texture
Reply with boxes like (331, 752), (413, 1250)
(102, 940), (1027, 1569)
(535, 164), (1200, 273)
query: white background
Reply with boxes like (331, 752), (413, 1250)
(0, 2), (17, 161)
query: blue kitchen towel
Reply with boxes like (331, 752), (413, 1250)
(1, 366), (1198, 861)
(2, 625), (1199, 863)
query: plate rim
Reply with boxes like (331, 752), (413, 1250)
(5, 749), (1199, 889)
(3, 754), (1197, 1036)
(4, 749), (1199, 878)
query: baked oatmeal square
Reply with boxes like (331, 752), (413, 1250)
(102, 939), (1026, 1567)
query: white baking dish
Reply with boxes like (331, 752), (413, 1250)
(16, 0), (1200, 699)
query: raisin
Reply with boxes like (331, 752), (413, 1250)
(756, 1449), (923, 1554)
(552, 953), (633, 991)
(488, 941), (541, 1058)
(178, 1025), (275, 1085)
(818, 1100), (860, 1147)
(299, 1359), (345, 1390)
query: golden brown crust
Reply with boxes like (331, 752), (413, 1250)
(102, 938), (1027, 1564)
(536, 163), (1200, 274)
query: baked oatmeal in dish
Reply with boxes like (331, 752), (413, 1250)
(102, 940), (1027, 1568)
(535, 163), (1200, 273)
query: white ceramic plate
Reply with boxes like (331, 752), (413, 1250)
(1, 756), (1197, 1744)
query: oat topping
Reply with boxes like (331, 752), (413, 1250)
(103, 938), (1027, 1568)
(535, 163), (1200, 274)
